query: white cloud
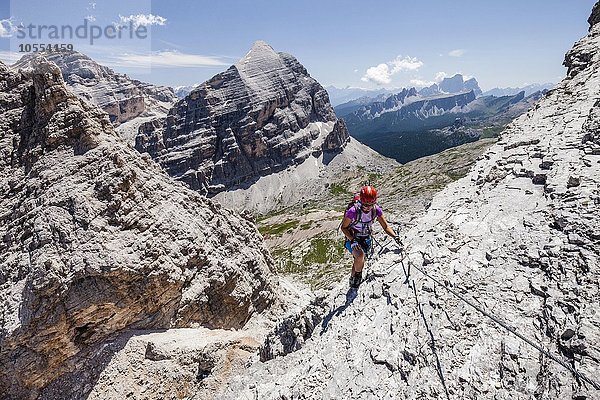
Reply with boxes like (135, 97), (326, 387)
(389, 56), (423, 73)
(362, 63), (393, 85)
(116, 14), (167, 28)
(410, 79), (435, 87)
(85, 15), (97, 22)
(106, 50), (228, 68)
(0, 18), (17, 38)
(434, 72), (448, 82)
(448, 49), (466, 57)
(361, 55), (424, 85)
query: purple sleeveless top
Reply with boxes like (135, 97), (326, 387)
(345, 204), (383, 236)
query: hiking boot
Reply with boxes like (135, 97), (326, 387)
(351, 272), (362, 288)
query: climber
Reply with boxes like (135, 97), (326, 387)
(340, 185), (402, 288)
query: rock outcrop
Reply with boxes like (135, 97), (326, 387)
(0, 59), (278, 399)
(13, 51), (178, 144)
(135, 41), (349, 195)
(221, 3), (600, 399)
(589, 1), (600, 30)
(322, 119), (350, 152)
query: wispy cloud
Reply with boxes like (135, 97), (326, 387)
(0, 18), (18, 38)
(448, 49), (466, 57)
(105, 50), (228, 68)
(159, 39), (185, 51)
(85, 2), (97, 22)
(361, 55), (423, 85)
(116, 14), (167, 28)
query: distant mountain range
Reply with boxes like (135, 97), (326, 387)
(324, 86), (396, 106)
(335, 74), (548, 163)
(481, 83), (555, 97)
(328, 75), (553, 107)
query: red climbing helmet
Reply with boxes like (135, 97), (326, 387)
(359, 185), (378, 205)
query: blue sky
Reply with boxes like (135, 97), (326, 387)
(0, 0), (597, 90)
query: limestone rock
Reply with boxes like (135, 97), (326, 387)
(13, 51), (178, 144)
(135, 41), (347, 195)
(84, 328), (263, 400)
(322, 119), (350, 152)
(589, 1), (600, 30)
(221, 3), (600, 399)
(0, 59), (278, 399)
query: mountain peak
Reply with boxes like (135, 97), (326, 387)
(136, 42), (343, 196)
(238, 40), (279, 67)
(251, 40), (274, 51)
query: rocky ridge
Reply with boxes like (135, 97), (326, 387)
(135, 41), (349, 196)
(220, 4), (600, 399)
(13, 51), (178, 144)
(0, 58), (279, 399)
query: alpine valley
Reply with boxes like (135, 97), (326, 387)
(336, 74), (552, 164)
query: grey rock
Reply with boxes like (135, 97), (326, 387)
(568, 175), (581, 187)
(221, 4), (600, 399)
(322, 119), (350, 152)
(419, 74), (482, 97)
(532, 173), (547, 185)
(13, 50), (178, 143)
(0, 59), (278, 399)
(582, 99), (600, 146)
(135, 41), (347, 195)
(589, 1), (600, 30)
(564, 4), (600, 78)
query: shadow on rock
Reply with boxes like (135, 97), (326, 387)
(320, 288), (358, 334)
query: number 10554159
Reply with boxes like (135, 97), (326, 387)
(18, 43), (74, 52)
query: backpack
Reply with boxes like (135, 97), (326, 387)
(339, 192), (377, 235)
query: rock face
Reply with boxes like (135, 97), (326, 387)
(322, 119), (350, 152)
(13, 51), (178, 143)
(0, 59), (278, 399)
(135, 41), (349, 195)
(221, 4), (600, 399)
(589, 1), (600, 29)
